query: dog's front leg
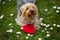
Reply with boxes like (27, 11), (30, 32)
(15, 18), (26, 26)
(34, 19), (40, 30)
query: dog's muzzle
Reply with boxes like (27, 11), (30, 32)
(29, 10), (35, 19)
(30, 10), (34, 14)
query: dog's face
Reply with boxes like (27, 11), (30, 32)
(19, 3), (38, 21)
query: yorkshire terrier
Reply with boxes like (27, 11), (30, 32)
(15, 3), (40, 30)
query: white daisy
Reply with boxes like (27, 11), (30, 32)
(11, 26), (13, 28)
(38, 38), (42, 40)
(42, 30), (44, 32)
(10, 13), (14, 16)
(27, 34), (30, 36)
(2, 2), (5, 4)
(46, 34), (50, 37)
(50, 27), (53, 30)
(53, 24), (56, 26)
(26, 36), (29, 39)
(39, 18), (43, 21)
(9, 23), (12, 26)
(9, 0), (11, 1)
(0, 15), (4, 19)
(21, 27), (23, 29)
(6, 29), (13, 33)
(44, 28), (47, 30)
(57, 7), (60, 9)
(46, 24), (50, 27)
(40, 23), (44, 25)
(44, 9), (48, 11)
(46, 31), (49, 33)
(30, 35), (33, 37)
(53, 6), (56, 9)
(43, 24), (46, 26)
(56, 10), (59, 13)
(16, 35), (19, 37)
(57, 25), (60, 27)
(16, 31), (21, 34)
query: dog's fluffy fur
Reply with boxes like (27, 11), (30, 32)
(15, 3), (40, 30)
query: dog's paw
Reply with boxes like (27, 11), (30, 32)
(15, 18), (20, 25)
(15, 18), (26, 26)
(34, 25), (40, 31)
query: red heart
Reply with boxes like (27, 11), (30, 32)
(22, 24), (35, 34)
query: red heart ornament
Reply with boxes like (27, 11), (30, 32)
(22, 24), (35, 34)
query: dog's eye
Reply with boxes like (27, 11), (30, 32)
(26, 8), (28, 10)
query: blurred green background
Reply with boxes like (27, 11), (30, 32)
(0, 0), (60, 40)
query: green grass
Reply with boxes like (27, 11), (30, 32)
(0, 0), (60, 40)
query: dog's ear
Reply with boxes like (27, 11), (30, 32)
(18, 6), (25, 16)
(19, 9), (22, 16)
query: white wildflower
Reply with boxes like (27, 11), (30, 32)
(42, 30), (44, 32)
(27, 34), (30, 36)
(40, 23), (44, 25)
(17, 35), (19, 37)
(0, 15), (4, 19)
(2, 2), (5, 4)
(44, 28), (47, 30)
(53, 24), (56, 26)
(39, 18), (43, 21)
(16, 31), (21, 34)
(46, 31), (49, 33)
(10, 13), (14, 16)
(11, 26), (13, 28)
(53, 6), (56, 9)
(38, 38), (42, 40)
(21, 27), (23, 29)
(9, 23), (12, 26)
(26, 36), (29, 39)
(30, 35), (33, 37)
(45, 9), (48, 11)
(57, 7), (60, 9)
(46, 34), (50, 37)
(56, 10), (59, 13)
(46, 24), (50, 27)
(50, 27), (53, 30)
(43, 24), (46, 26)
(57, 25), (60, 27)
(6, 29), (13, 33)
(9, 0), (11, 1)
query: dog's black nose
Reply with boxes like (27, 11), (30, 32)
(30, 10), (34, 13)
